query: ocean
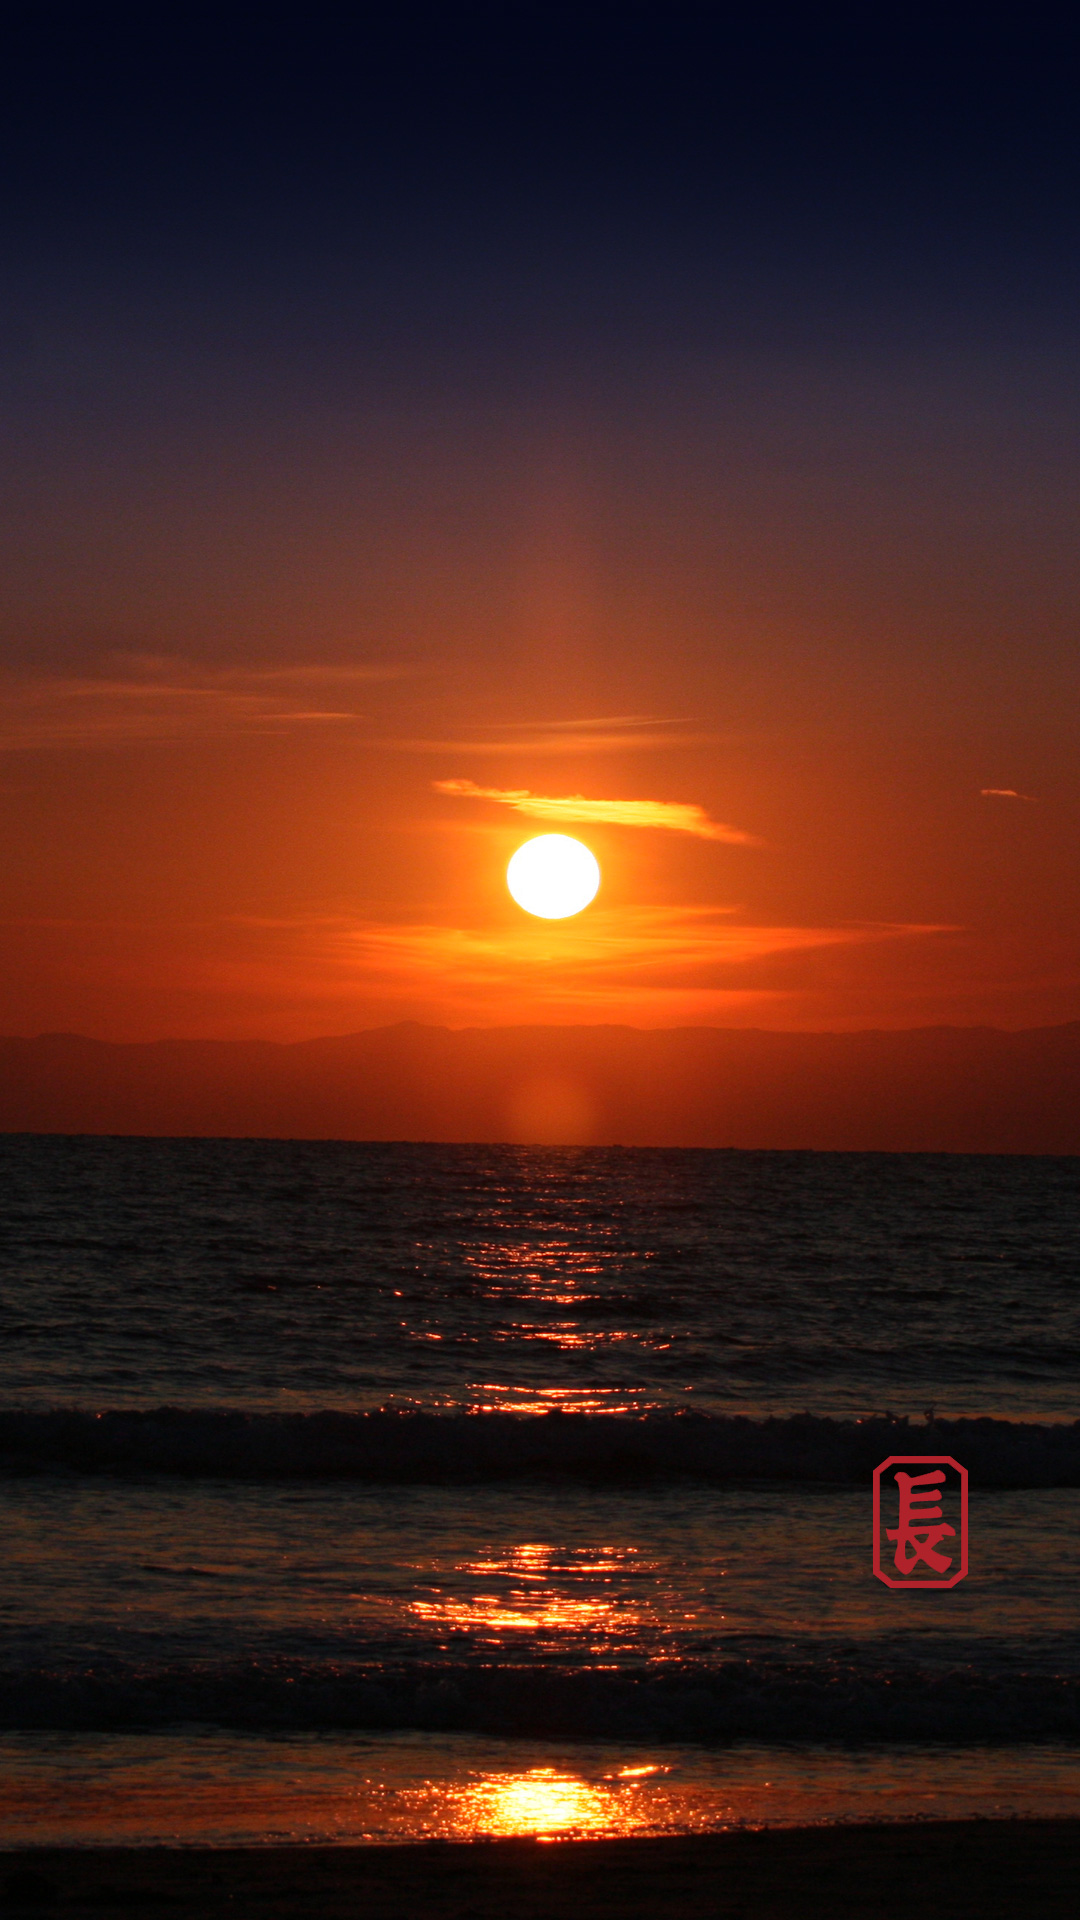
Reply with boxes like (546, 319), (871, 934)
(1, 1135), (1078, 1844)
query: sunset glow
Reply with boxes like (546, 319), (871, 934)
(0, 10), (1075, 1077)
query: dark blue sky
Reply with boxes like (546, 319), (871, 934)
(4, 11), (1078, 307)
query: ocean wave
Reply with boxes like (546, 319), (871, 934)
(1, 1656), (1077, 1743)
(1, 1408), (1078, 1484)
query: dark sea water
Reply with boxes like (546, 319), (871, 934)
(1, 1136), (1078, 1843)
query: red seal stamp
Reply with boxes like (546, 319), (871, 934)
(872, 1455), (968, 1588)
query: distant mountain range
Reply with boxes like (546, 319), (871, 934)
(2, 1023), (1078, 1152)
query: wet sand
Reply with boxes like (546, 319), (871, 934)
(1, 1820), (1077, 1918)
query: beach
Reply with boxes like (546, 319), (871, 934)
(3, 1822), (1079, 1918)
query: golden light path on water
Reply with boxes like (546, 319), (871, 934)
(454, 1764), (657, 1838)
(387, 1226), (679, 1415)
(4, 1736), (1078, 1846)
(0, 1759), (671, 1846)
(407, 1540), (653, 1641)
(464, 1385), (663, 1414)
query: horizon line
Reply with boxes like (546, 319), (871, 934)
(6, 1018), (1080, 1046)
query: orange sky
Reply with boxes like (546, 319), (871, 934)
(2, 21), (1078, 1043)
(1, 607), (1074, 1039)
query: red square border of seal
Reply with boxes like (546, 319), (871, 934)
(872, 1454), (969, 1589)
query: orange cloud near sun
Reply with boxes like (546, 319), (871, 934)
(331, 907), (954, 1023)
(433, 778), (760, 843)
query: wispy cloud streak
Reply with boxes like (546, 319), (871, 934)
(391, 715), (719, 754)
(980, 787), (1038, 802)
(311, 908), (954, 1005)
(344, 910), (894, 978)
(434, 779), (760, 843)
(0, 658), (406, 749)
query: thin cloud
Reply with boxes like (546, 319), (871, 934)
(8, 907), (960, 1033)
(0, 658), (408, 750)
(434, 779), (760, 844)
(980, 787), (1038, 802)
(328, 910), (955, 1011)
(389, 715), (719, 754)
(483, 714), (689, 733)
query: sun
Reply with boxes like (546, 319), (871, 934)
(507, 835), (601, 919)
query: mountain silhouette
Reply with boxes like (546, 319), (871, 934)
(2, 1022), (1078, 1152)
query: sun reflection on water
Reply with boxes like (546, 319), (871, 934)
(465, 1383), (661, 1414)
(456, 1766), (631, 1838)
(407, 1539), (652, 1641)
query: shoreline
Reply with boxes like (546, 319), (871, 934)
(3, 1821), (1079, 1917)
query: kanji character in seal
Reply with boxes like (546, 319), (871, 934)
(886, 1468), (955, 1576)
(872, 1454), (968, 1588)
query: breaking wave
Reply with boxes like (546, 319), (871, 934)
(1, 1655), (1077, 1742)
(1, 1408), (1078, 1485)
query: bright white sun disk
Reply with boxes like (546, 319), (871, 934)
(507, 834), (600, 919)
